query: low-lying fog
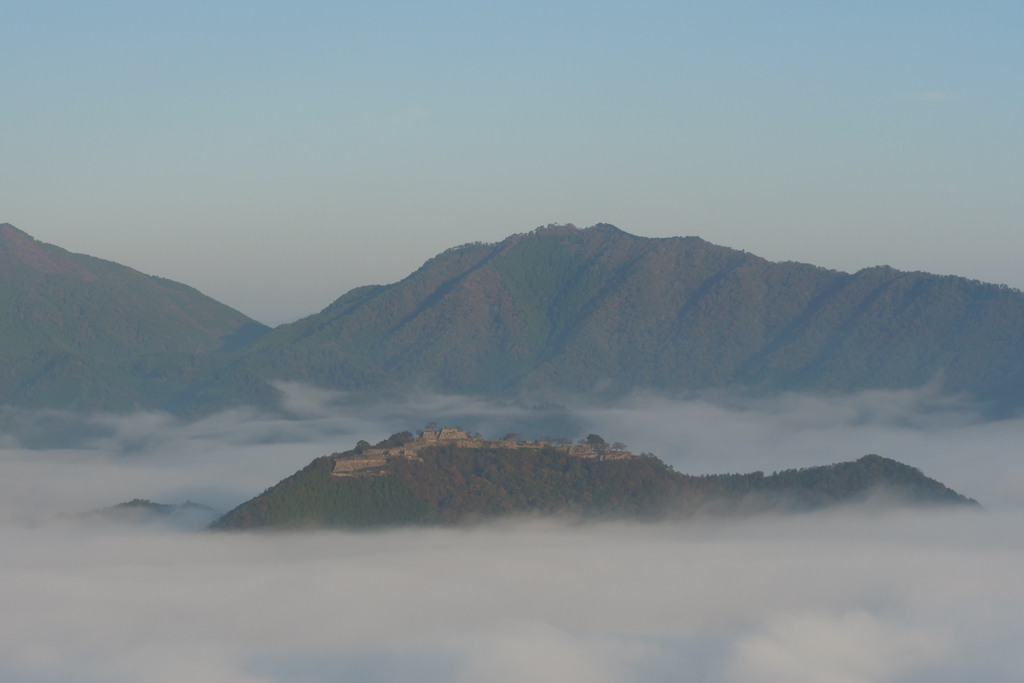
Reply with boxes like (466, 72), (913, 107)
(1, 385), (1022, 682)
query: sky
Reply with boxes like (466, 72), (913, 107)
(2, 388), (1024, 682)
(2, 1), (1022, 324)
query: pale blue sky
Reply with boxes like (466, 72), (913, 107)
(2, 1), (1021, 323)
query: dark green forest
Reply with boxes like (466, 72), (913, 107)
(212, 436), (977, 530)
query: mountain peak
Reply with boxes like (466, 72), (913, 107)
(244, 223), (1024, 403)
(528, 222), (630, 238)
(1, 222), (39, 247)
(0, 222), (269, 410)
(0, 223), (97, 280)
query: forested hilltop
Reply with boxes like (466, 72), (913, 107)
(241, 223), (1024, 406)
(0, 224), (271, 413)
(4, 221), (1024, 414)
(212, 431), (977, 529)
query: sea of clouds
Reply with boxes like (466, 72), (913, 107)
(1, 384), (1022, 682)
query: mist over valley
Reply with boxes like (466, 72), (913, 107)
(1, 387), (1022, 682)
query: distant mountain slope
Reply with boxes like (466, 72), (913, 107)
(241, 224), (1024, 402)
(0, 224), (266, 359)
(0, 224), (271, 411)
(213, 435), (978, 529)
(4, 221), (1024, 414)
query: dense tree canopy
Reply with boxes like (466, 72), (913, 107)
(213, 436), (977, 529)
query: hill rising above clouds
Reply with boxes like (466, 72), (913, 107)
(240, 223), (1024, 405)
(0, 224), (270, 411)
(212, 431), (978, 529)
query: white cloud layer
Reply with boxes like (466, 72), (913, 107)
(1, 511), (1022, 683)
(0, 386), (1022, 681)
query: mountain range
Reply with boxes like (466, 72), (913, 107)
(3, 221), (1024, 414)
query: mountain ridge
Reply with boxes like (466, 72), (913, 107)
(238, 223), (1024, 404)
(0, 223), (271, 411)
(212, 431), (979, 530)
(3, 221), (1024, 414)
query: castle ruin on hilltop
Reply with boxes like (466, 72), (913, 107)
(331, 427), (633, 477)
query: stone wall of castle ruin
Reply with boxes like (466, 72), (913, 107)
(330, 429), (633, 477)
(332, 457), (388, 476)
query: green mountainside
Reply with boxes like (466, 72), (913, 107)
(239, 224), (1024, 405)
(4, 221), (1024, 413)
(213, 435), (977, 529)
(0, 224), (271, 411)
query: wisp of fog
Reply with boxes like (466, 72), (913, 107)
(0, 385), (1021, 682)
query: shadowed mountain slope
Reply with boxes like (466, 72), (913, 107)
(0, 224), (270, 411)
(241, 224), (1024, 403)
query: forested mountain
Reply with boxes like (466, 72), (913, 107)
(3, 221), (1024, 414)
(0, 224), (270, 411)
(213, 436), (977, 529)
(241, 223), (1024, 404)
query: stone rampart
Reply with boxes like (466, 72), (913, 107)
(331, 428), (633, 477)
(599, 450), (633, 460)
(332, 457), (388, 476)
